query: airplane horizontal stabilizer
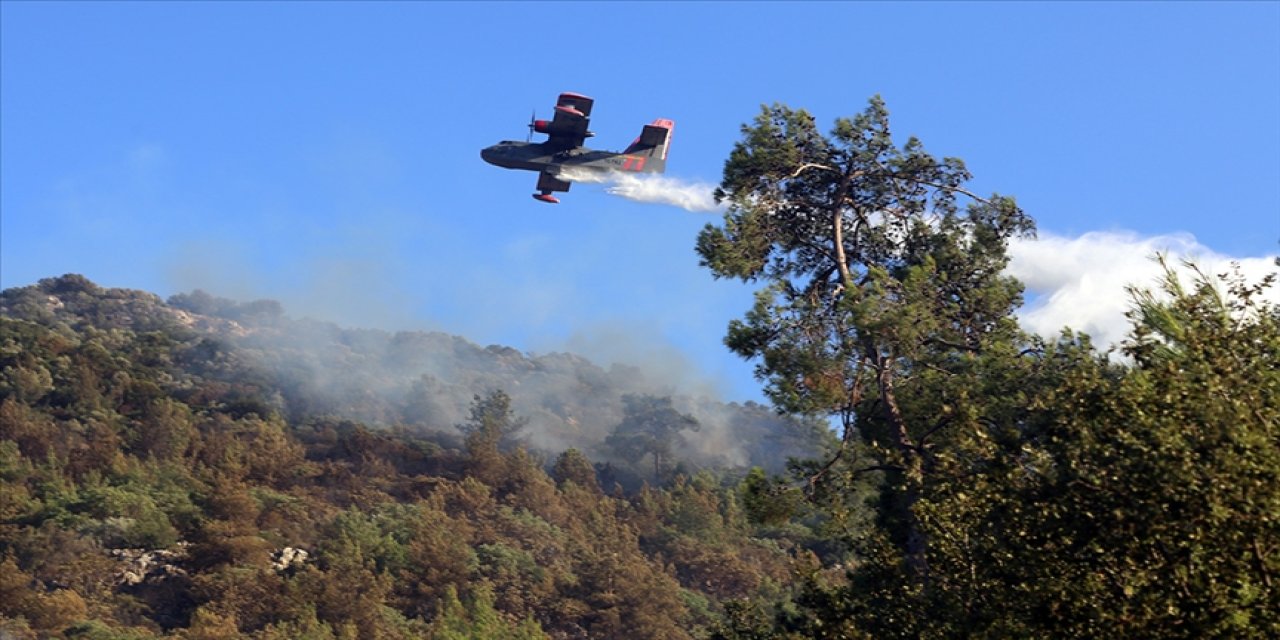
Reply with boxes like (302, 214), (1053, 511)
(637, 120), (673, 147)
(624, 119), (674, 164)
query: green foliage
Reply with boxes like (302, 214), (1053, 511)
(550, 448), (598, 492)
(78, 482), (179, 549)
(63, 620), (160, 639)
(458, 390), (527, 453)
(757, 262), (1280, 638)
(429, 585), (548, 640)
(459, 391), (527, 486)
(990, 262), (1280, 637)
(254, 606), (338, 640)
(739, 467), (801, 527)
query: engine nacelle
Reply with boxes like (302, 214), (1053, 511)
(531, 119), (593, 138)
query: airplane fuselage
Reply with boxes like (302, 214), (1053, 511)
(480, 141), (655, 176)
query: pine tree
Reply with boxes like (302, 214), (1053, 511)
(605, 395), (699, 484)
(699, 97), (1032, 588)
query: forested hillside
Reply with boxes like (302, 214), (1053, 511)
(0, 274), (837, 639)
(3, 274), (827, 482)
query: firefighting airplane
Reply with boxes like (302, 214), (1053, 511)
(480, 92), (673, 203)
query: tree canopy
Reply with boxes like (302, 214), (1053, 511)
(699, 98), (1279, 638)
(699, 96), (1034, 584)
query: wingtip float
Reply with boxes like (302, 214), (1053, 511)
(481, 92), (673, 203)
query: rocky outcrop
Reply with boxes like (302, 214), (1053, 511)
(109, 544), (309, 586)
(271, 547), (309, 572)
(109, 544), (189, 586)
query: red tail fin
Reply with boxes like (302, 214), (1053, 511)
(623, 119), (674, 172)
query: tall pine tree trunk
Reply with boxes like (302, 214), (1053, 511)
(878, 355), (929, 585)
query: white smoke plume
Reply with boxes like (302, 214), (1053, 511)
(556, 167), (724, 213)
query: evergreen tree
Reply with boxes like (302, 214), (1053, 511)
(605, 395), (699, 483)
(551, 448), (599, 492)
(698, 97), (1032, 588)
(458, 390), (527, 454)
(459, 390), (526, 485)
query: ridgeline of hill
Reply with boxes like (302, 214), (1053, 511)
(0, 274), (835, 639)
(3, 274), (829, 479)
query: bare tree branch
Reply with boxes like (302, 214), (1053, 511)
(788, 162), (839, 179)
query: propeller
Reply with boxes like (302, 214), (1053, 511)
(527, 109), (536, 142)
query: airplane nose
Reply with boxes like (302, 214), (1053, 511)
(481, 144), (505, 166)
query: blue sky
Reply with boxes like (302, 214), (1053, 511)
(3, 2), (1278, 402)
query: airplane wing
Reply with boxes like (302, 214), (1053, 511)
(544, 92), (594, 149)
(532, 170), (572, 203)
(557, 92), (593, 118)
(537, 171), (571, 194)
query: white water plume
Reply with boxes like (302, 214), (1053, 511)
(605, 173), (723, 213)
(555, 166), (613, 185)
(557, 167), (724, 213)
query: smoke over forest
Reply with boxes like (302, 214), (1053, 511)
(2, 275), (828, 486)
